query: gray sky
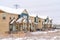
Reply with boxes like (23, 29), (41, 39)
(0, 0), (60, 24)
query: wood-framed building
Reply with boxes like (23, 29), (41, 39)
(0, 6), (53, 34)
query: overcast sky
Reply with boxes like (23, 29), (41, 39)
(0, 0), (60, 24)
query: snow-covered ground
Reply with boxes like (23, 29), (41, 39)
(0, 36), (60, 40)
(0, 29), (60, 40)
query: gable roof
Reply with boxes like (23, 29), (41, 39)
(10, 19), (16, 24)
(29, 13), (52, 20)
(38, 16), (52, 20)
(0, 6), (25, 14)
(16, 17), (23, 23)
(29, 13), (36, 17)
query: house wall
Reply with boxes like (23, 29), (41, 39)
(29, 16), (35, 23)
(29, 16), (43, 31)
(0, 10), (18, 33)
(29, 16), (36, 31)
(0, 10), (52, 33)
(43, 19), (52, 29)
(38, 18), (43, 29)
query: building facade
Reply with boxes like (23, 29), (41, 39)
(0, 6), (52, 34)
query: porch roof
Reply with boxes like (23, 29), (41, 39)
(16, 17), (24, 23)
(23, 19), (32, 23)
(10, 19), (16, 24)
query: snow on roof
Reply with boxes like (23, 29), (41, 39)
(29, 13), (36, 17)
(23, 19), (32, 23)
(38, 16), (47, 19)
(0, 6), (25, 14)
(38, 15), (52, 20)
(16, 17), (23, 23)
(10, 19), (16, 24)
(29, 13), (52, 20)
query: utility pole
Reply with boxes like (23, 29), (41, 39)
(14, 4), (20, 9)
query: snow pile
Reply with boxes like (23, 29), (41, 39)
(15, 38), (24, 40)
(1, 37), (15, 40)
(1, 36), (60, 40)
(48, 31), (56, 32)
(48, 29), (58, 33)
(50, 36), (60, 40)
(55, 29), (60, 31)
(24, 37), (47, 40)
(37, 38), (46, 40)
(31, 31), (47, 35)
